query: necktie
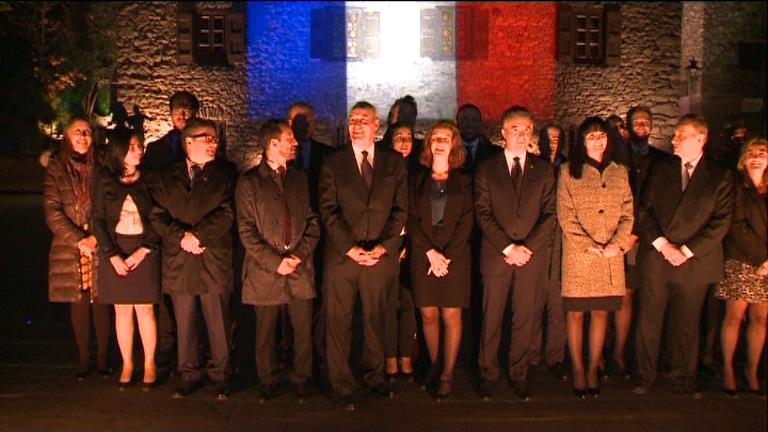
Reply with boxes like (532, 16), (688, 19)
(295, 141), (305, 170)
(510, 156), (522, 192)
(190, 164), (202, 188)
(361, 150), (374, 190)
(464, 145), (474, 167)
(682, 161), (693, 192)
(277, 166), (291, 248)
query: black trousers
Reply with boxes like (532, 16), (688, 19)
(156, 293), (176, 369)
(171, 292), (231, 384)
(636, 274), (710, 385)
(479, 251), (548, 383)
(325, 257), (398, 396)
(255, 300), (313, 386)
(70, 292), (111, 372)
(384, 282), (416, 358)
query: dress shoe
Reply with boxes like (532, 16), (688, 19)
(173, 380), (201, 398)
(369, 382), (395, 399)
(294, 382), (307, 403)
(75, 369), (92, 381)
(98, 367), (113, 378)
(338, 393), (355, 411)
(513, 380), (532, 401)
(386, 371), (398, 384)
(672, 378), (702, 399)
(573, 387), (587, 399)
(478, 380), (494, 401)
(214, 381), (230, 400)
(258, 384), (274, 403)
(549, 362), (569, 382)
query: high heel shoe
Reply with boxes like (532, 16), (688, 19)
(434, 377), (452, 402)
(722, 386), (738, 398)
(573, 387), (587, 399)
(118, 378), (133, 391)
(142, 380), (158, 392)
(587, 386), (600, 398)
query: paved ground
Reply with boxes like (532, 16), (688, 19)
(1, 193), (766, 432)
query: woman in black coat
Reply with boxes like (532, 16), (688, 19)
(407, 120), (474, 400)
(92, 128), (161, 390)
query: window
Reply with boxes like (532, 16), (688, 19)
(310, 6), (380, 61)
(558, 4), (621, 66)
(420, 6), (488, 60)
(177, 7), (245, 66)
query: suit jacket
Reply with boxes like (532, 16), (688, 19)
(91, 168), (161, 258)
(149, 158), (237, 295)
(291, 138), (332, 211)
(627, 145), (671, 234)
(638, 155), (734, 284)
(318, 143), (408, 266)
(724, 177), (767, 267)
(142, 129), (184, 173)
(236, 161), (321, 305)
(464, 136), (501, 172)
(407, 168), (474, 291)
(475, 151), (557, 271)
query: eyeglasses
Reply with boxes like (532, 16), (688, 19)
(190, 133), (218, 143)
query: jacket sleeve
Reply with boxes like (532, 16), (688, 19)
(149, 177), (186, 250)
(637, 162), (664, 247)
(406, 173), (437, 253)
(685, 169), (734, 258)
(318, 157), (357, 256)
(474, 162), (512, 253)
(235, 176), (283, 272)
(522, 162), (556, 253)
(292, 175), (321, 263)
(556, 167), (594, 242)
(43, 162), (87, 244)
(191, 168), (236, 247)
(444, 174), (475, 258)
(379, 156), (409, 256)
(728, 186), (768, 266)
(90, 173), (118, 257)
(608, 166), (635, 249)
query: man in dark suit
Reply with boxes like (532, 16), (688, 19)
(476, 106), (556, 401)
(141, 91), (200, 377)
(149, 117), (238, 400)
(288, 102), (333, 210)
(634, 114), (734, 397)
(457, 103), (501, 172)
(319, 101), (407, 410)
(236, 119), (320, 403)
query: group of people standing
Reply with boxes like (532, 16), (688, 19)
(43, 90), (766, 410)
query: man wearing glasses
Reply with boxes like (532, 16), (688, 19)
(150, 117), (238, 400)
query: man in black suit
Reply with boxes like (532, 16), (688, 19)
(319, 101), (407, 410)
(149, 117), (238, 400)
(457, 103), (501, 172)
(634, 114), (734, 397)
(141, 91), (200, 377)
(236, 119), (320, 403)
(288, 102), (333, 210)
(475, 106), (556, 401)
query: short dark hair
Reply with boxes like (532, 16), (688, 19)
(419, 120), (465, 171)
(626, 106), (652, 127)
(170, 91), (200, 113)
(288, 101), (314, 114)
(258, 119), (290, 150)
(456, 103), (481, 118)
(538, 123), (565, 162)
(104, 128), (144, 177)
(501, 105), (533, 125)
(568, 116), (611, 179)
(181, 117), (217, 142)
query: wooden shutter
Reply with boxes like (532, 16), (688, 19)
(226, 11), (245, 64)
(178, 11), (194, 64)
(557, 4), (574, 64)
(604, 6), (621, 66)
(420, 8), (439, 58)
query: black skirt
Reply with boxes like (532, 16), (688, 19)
(97, 234), (160, 305)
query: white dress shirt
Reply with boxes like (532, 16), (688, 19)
(352, 143), (375, 174)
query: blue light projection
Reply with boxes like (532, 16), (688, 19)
(246, 1), (347, 122)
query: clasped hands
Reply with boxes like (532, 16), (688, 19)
(426, 249), (450, 277)
(110, 247), (151, 277)
(346, 245), (387, 267)
(504, 244), (532, 266)
(277, 255), (302, 276)
(587, 244), (624, 259)
(180, 231), (206, 255)
(658, 243), (689, 267)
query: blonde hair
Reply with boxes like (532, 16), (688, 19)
(737, 136), (768, 186)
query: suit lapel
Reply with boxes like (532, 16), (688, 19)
(370, 144), (390, 202)
(495, 152), (517, 202)
(418, 171), (433, 238)
(438, 173), (462, 245)
(667, 157), (710, 231)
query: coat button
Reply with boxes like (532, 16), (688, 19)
(598, 209), (604, 214)
(602, 183), (607, 188)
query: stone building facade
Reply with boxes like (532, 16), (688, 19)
(104, 1), (765, 170)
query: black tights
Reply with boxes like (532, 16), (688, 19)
(70, 294), (111, 372)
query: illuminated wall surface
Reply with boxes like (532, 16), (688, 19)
(247, 1), (556, 123)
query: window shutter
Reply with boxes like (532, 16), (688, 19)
(178, 11), (194, 64)
(604, 7), (621, 66)
(557, 4), (574, 64)
(226, 11), (246, 64)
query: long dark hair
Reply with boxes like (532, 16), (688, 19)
(568, 116), (611, 179)
(419, 120), (465, 171)
(103, 128), (144, 178)
(538, 123), (565, 163)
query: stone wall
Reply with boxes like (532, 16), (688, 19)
(556, 2), (682, 151)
